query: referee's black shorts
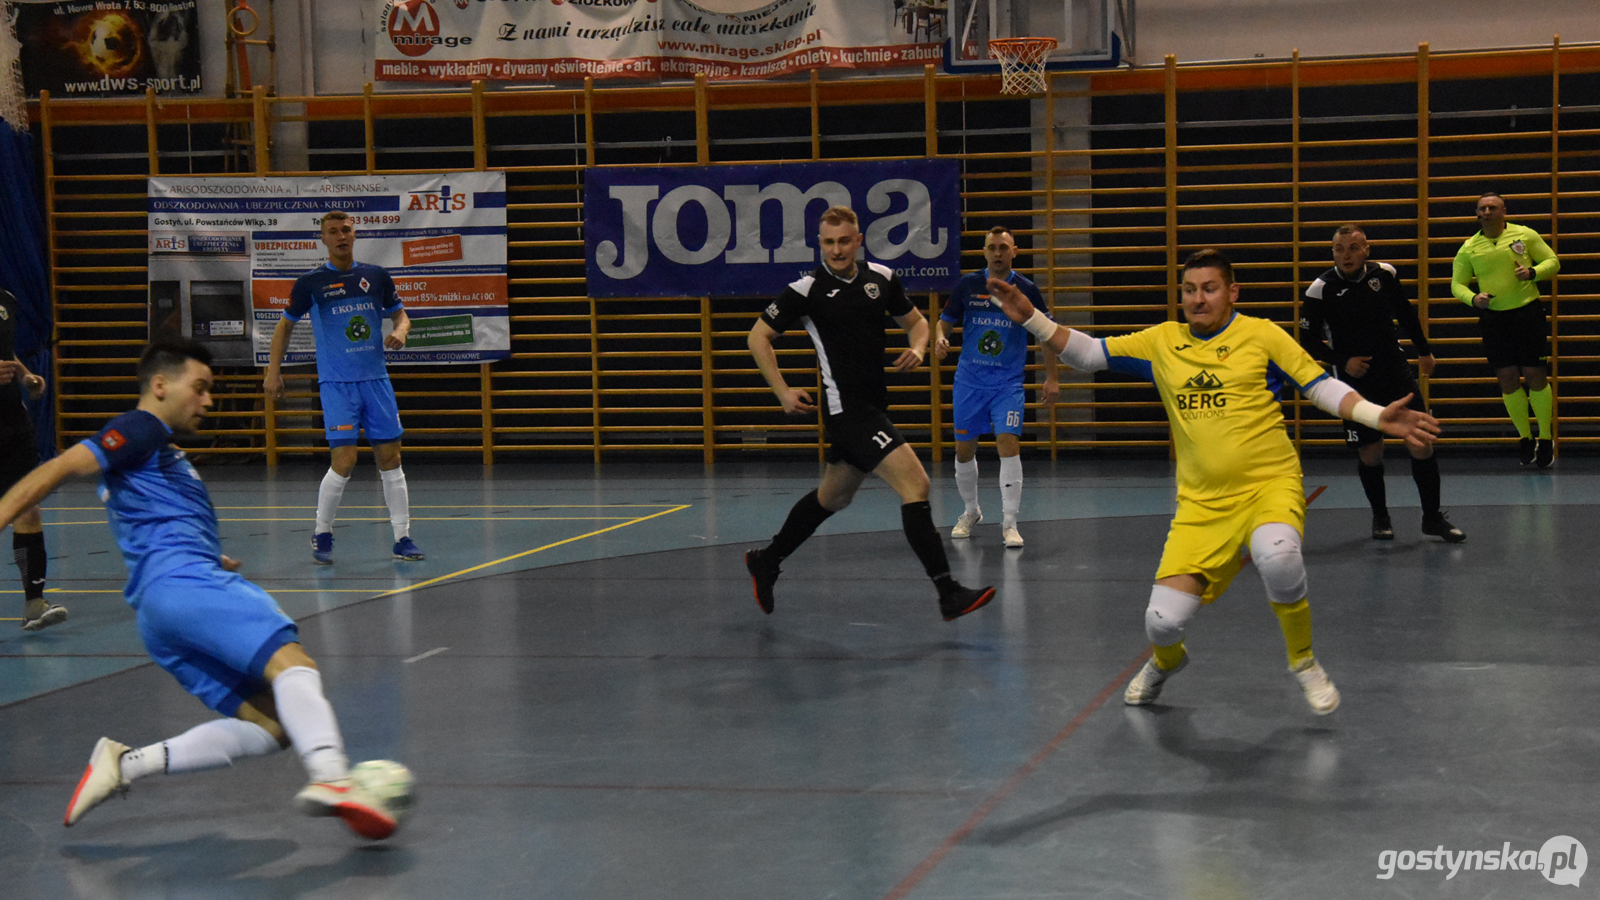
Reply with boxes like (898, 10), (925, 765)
(1343, 359), (1426, 447)
(1478, 301), (1550, 370)
(823, 407), (907, 473)
(0, 423), (40, 495)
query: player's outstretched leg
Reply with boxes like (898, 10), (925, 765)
(1251, 523), (1339, 715)
(902, 499), (994, 620)
(273, 663), (397, 839)
(1126, 585), (1199, 706)
(744, 490), (835, 615)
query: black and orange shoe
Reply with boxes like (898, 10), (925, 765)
(745, 548), (780, 614)
(939, 583), (995, 621)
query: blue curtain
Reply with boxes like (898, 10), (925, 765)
(0, 125), (54, 459)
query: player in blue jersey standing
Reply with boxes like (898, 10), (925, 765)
(264, 210), (423, 564)
(0, 339), (401, 838)
(934, 227), (1058, 548)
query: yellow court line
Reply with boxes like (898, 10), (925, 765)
(373, 504), (692, 599)
(41, 517), (659, 525)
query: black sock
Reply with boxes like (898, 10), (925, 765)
(767, 490), (835, 561)
(1411, 455), (1441, 514)
(900, 500), (952, 585)
(1357, 461), (1387, 516)
(13, 531), (45, 602)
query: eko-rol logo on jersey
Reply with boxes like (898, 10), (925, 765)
(1175, 370), (1227, 419)
(347, 316), (372, 343)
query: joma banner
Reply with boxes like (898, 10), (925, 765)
(375, 0), (945, 83)
(584, 159), (961, 298)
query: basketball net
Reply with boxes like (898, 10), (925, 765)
(0, 6), (26, 131)
(989, 37), (1058, 95)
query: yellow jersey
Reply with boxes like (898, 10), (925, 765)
(1450, 223), (1559, 311)
(1103, 313), (1329, 502)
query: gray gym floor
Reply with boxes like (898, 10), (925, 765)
(0, 455), (1595, 899)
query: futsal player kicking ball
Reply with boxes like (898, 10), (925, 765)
(986, 250), (1440, 714)
(744, 206), (995, 621)
(0, 339), (401, 838)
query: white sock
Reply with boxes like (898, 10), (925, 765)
(315, 469), (351, 534)
(165, 718), (281, 775)
(1000, 455), (1023, 527)
(955, 458), (979, 514)
(380, 466), (411, 541)
(271, 666), (349, 783)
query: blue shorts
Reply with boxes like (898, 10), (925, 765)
(319, 378), (404, 447)
(952, 381), (1026, 440)
(135, 568), (299, 716)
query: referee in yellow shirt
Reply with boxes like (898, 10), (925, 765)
(986, 250), (1440, 715)
(1451, 192), (1561, 467)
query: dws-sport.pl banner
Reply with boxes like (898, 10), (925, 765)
(14, 0), (200, 97)
(147, 173), (509, 367)
(585, 159), (960, 298)
(376, 0), (944, 83)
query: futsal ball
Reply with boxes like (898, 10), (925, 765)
(350, 759), (415, 821)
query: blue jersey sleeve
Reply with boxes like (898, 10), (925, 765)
(81, 410), (171, 473)
(376, 270), (402, 312)
(941, 275), (975, 325)
(284, 275), (314, 322)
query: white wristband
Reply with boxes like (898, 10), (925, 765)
(1023, 309), (1059, 342)
(1351, 400), (1384, 430)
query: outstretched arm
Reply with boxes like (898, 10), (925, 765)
(1304, 377), (1440, 453)
(986, 277), (1107, 372)
(0, 443), (101, 533)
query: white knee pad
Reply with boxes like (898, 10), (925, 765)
(1144, 584), (1203, 647)
(1250, 522), (1308, 604)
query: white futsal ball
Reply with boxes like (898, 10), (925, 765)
(350, 759), (415, 821)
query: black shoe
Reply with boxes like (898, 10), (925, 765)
(1536, 439), (1554, 469)
(1421, 510), (1466, 543)
(939, 582), (996, 621)
(1519, 438), (1536, 466)
(745, 548), (780, 614)
(1371, 512), (1394, 541)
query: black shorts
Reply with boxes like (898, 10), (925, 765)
(823, 408), (907, 473)
(1344, 361), (1426, 447)
(1478, 301), (1550, 370)
(0, 425), (40, 495)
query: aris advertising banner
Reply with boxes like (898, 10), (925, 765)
(584, 158), (960, 298)
(14, 0), (200, 97)
(147, 173), (510, 367)
(375, 0), (946, 83)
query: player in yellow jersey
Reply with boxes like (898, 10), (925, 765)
(1450, 192), (1561, 467)
(985, 249), (1441, 715)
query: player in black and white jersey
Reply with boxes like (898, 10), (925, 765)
(1301, 225), (1464, 543)
(743, 206), (995, 622)
(0, 289), (66, 632)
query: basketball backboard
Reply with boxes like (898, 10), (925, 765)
(940, 0), (1132, 74)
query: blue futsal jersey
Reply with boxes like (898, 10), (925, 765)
(941, 270), (1041, 389)
(81, 410), (221, 603)
(285, 262), (402, 383)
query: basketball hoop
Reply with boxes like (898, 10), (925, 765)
(989, 37), (1058, 95)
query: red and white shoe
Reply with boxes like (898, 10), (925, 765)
(294, 778), (397, 840)
(64, 737), (130, 826)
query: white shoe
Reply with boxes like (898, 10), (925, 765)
(64, 737), (130, 826)
(1002, 524), (1024, 548)
(951, 508), (982, 539)
(1124, 653), (1187, 706)
(296, 778), (399, 840)
(1291, 658), (1341, 715)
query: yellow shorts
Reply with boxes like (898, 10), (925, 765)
(1154, 475), (1306, 604)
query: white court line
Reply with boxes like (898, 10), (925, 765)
(404, 647), (450, 664)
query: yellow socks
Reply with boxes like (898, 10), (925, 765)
(1152, 640), (1187, 671)
(1528, 385), (1553, 439)
(1272, 598), (1315, 668)
(1502, 390), (1532, 440)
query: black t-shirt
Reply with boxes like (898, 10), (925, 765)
(1300, 261), (1431, 371)
(761, 262), (914, 416)
(0, 290), (28, 431)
